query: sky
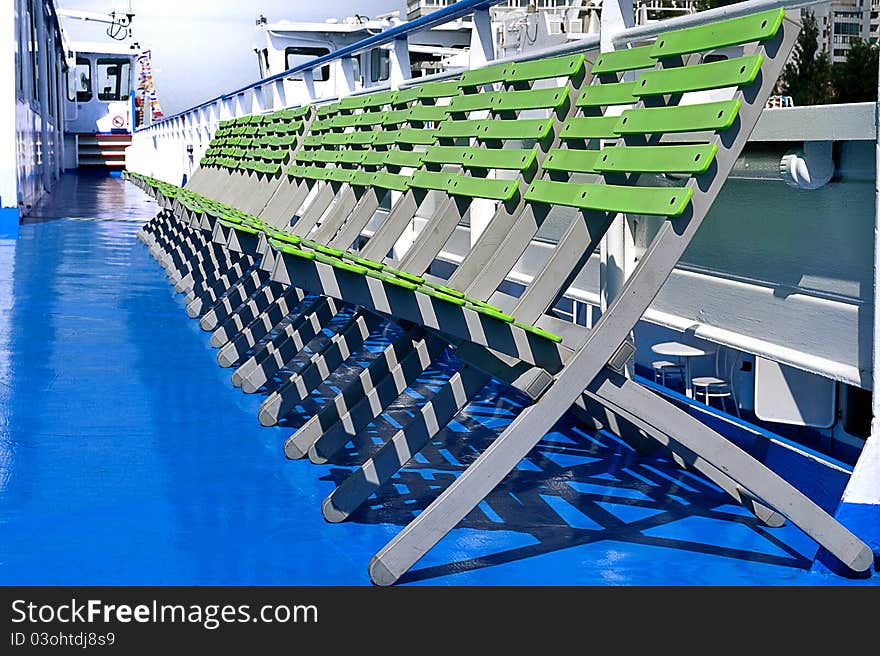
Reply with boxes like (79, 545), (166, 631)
(57, 0), (407, 115)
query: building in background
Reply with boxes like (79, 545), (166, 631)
(814, 0), (879, 64)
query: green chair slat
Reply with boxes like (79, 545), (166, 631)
(408, 170), (455, 192)
(543, 148), (601, 174)
(361, 151), (387, 167)
(506, 54), (585, 83)
(392, 128), (437, 145)
(267, 231), (301, 246)
(467, 302), (515, 323)
(559, 116), (620, 140)
(373, 130), (401, 146)
(448, 175), (518, 202)
(345, 131), (378, 145)
(336, 150), (367, 165)
(383, 109), (412, 125)
(341, 252), (385, 271)
(406, 105), (451, 122)
(595, 143), (718, 174)
(316, 102), (342, 117)
(317, 253), (370, 276)
(615, 99), (741, 134)
(349, 170), (377, 187)
(310, 118), (334, 132)
(322, 132), (349, 145)
(458, 62), (511, 88)
(448, 92), (500, 113)
(361, 90), (399, 109)
(279, 107), (310, 120)
(330, 114), (361, 128)
(367, 269), (420, 291)
(422, 280), (465, 298)
(392, 86), (423, 106)
(592, 45), (657, 74)
(577, 81), (638, 107)
(295, 150), (316, 163)
(513, 321), (563, 343)
(525, 179), (692, 216)
(292, 165), (330, 181)
(382, 150), (426, 168)
(421, 286), (468, 307)
(281, 120), (305, 134)
(356, 111), (389, 126)
(436, 119), (485, 139)
(302, 135), (322, 147)
(651, 8), (785, 58)
(337, 95), (370, 110)
(492, 87), (569, 112)
(310, 149), (340, 164)
(326, 168), (357, 183)
(636, 54), (763, 97)
(301, 239), (345, 258)
(422, 145), (471, 165)
(413, 79), (461, 98)
(370, 171), (411, 192)
(480, 118), (555, 141)
(383, 266), (425, 285)
(465, 147), (536, 171)
(269, 239), (317, 259)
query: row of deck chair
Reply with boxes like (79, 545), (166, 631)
(125, 7), (873, 584)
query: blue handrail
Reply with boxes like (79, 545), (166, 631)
(142, 0), (506, 130)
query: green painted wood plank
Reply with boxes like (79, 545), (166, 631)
(559, 116), (620, 140)
(436, 119), (484, 139)
(577, 81), (638, 107)
(407, 105), (451, 122)
(524, 179), (692, 216)
(650, 8), (785, 58)
(408, 170), (455, 192)
(382, 150), (426, 168)
(370, 171), (411, 191)
(594, 143), (718, 173)
(636, 54), (763, 96)
(492, 87), (569, 112)
(481, 118), (555, 140)
(542, 148), (601, 173)
(458, 62), (512, 88)
(591, 45), (657, 74)
(448, 92), (500, 113)
(506, 54), (586, 83)
(615, 99), (741, 134)
(448, 175), (518, 201)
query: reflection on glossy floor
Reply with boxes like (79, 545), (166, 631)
(0, 174), (875, 585)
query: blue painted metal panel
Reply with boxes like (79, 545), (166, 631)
(0, 205), (19, 238)
(0, 176), (876, 585)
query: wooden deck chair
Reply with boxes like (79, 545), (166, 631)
(251, 9), (872, 582)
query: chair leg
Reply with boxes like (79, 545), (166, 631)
(283, 330), (431, 459)
(322, 365), (491, 523)
(307, 334), (446, 464)
(368, 368), (873, 585)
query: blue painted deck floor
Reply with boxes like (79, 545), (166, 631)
(0, 174), (876, 585)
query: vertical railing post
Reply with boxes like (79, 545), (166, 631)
(0, 0), (20, 235)
(35, 1), (52, 191)
(389, 37), (412, 89)
(598, 0), (635, 316)
(303, 69), (316, 102)
(469, 6), (495, 67)
(338, 58), (358, 98)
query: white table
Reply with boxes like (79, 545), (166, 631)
(651, 341), (716, 398)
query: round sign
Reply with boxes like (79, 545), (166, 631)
(112, 115), (125, 128)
